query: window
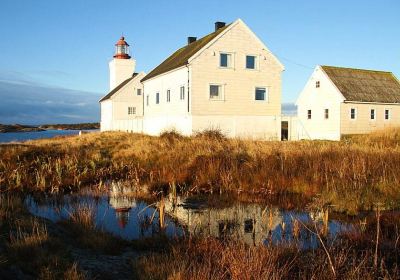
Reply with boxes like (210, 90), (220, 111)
(156, 92), (160, 104)
(180, 86), (185, 100)
(209, 85), (222, 100)
(137, 89), (142, 96)
(324, 109), (329, 119)
(370, 109), (376, 120)
(167, 90), (171, 102)
(307, 110), (312, 119)
(255, 87), (268, 101)
(316, 81), (320, 88)
(246, 55), (256, 69)
(385, 109), (391, 120)
(350, 108), (357, 119)
(220, 53), (232, 68)
(146, 95), (149, 106)
(128, 107), (136, 115)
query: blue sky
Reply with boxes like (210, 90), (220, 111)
(0, 0), (399, 124)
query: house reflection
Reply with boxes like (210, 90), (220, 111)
(108, 182), (137, 229)
(164, 195), (283, 245)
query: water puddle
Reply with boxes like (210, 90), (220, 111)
(26, 182), (356, 248)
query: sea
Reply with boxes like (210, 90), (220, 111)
(0, 130), (98, 143)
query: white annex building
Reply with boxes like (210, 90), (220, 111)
(100, 19), (285, 140)
(296, 65), (400, 140)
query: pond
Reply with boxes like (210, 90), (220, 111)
(26, 182), (357, 248)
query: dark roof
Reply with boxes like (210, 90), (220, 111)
(141, 24), (230, 82)
(321, 65), (400, 103)
(99, 73), (138, 102)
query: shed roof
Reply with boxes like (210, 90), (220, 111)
(141, 24), (230, 82)
(321, 65), (400, 103)
(99, 73), (138, 102)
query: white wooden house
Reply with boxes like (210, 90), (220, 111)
(296, 65), (400, 140)
(100, 19), (285, 140)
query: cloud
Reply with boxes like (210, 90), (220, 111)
(0, 78), (102, 125)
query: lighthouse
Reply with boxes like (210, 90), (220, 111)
(109, 36), (136, 90)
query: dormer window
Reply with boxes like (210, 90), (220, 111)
(316, 81), (320, 88)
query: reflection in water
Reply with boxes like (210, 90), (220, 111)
(108, 182), (136, 229)
(164, 194), (348, 248)
(26, 182), (183, 240)
(25, 183), (351, 247)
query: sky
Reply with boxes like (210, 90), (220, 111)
(0, 0), (399, 124)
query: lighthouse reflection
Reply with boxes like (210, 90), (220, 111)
(108, 182), (137, 229)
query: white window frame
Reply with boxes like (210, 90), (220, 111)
(254, 87), (269, 102)
(166, 89), (171, 103)
(146, 95), (149, 106)
(350, 108), (357, 120)
(324, 108), (329, 119)
(180, 86), (185, 100)
(219, 52), (234, 69)
(384, 108), (391, 121)
(208, 84), (224, 101)
(245, 54), (258, 70)
(137, 88), (142, 96)
(316, 81), (320, 88)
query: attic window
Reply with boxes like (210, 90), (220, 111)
(246, 55), (257, 69)
(316, 81), (320, 88)
(307, 110), (312, 119)
(220, 53), (232, 68)
(137, 89), (142, 96)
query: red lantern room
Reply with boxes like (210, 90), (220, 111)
(114, 36), (131, 59)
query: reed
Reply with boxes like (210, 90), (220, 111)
(133, 235), (400, 280)
(1, 128), (400, 213)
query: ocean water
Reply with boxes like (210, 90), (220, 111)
(0, 129), (98, 143)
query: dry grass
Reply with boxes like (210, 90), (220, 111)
(0, 194), (87, 279)
(1, 128), (400, 213)
(133, 233), (400, 280)
(61, 203), (127, 255)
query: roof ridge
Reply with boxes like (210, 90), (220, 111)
(321, 65), (393, 74)
(141, 22), (231, 82)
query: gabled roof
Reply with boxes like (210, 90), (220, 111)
(141, 24), (230, 82)
(321, 65), (400, 103)
(99, 73), (139, 102)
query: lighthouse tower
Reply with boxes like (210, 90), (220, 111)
(109, 36), (136, 90)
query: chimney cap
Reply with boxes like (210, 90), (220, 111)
(215, 21), (226, 31)
(187, 36), (197, 45)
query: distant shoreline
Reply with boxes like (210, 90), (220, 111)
(0, 123), (100, 133)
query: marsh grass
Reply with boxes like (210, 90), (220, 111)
(1, 128), (400, 213)
(0, 194), (86, 279)
(133, 233), (400, 280)
(61, 203), (127, 255)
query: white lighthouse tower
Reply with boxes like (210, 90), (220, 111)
(109, 36), (136, 90)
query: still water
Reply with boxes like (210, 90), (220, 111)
(0, 130), (98, 143)
(26, 182), (355, 248)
